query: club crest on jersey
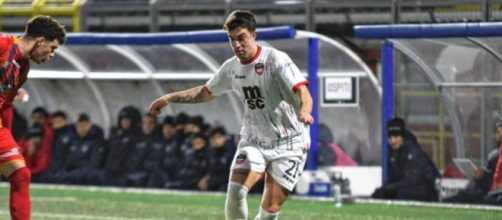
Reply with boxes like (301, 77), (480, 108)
(255, 63), (264, 75)
(236, 154), (247, 164)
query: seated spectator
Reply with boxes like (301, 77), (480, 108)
(318, 123), (356, 166)
(444, 149), (499, 204)
(30, 107), (54, 168)
(40, 111), (75, 182)
(486, 120), (502, 205)
(178, 132), (209, 190)
(124, 113), (159, 187)
(144, 116), (181, 188)
(20, 124), (51, 181)
(54, 113), (106, 185)
(372, 117), (440, 201)
(198, 126), (236, 191)
(173, 113), (189, 146)
(104, 106), (142, 186)
(179, 115), (205, 155)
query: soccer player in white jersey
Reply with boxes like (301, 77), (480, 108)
(148, 10), (313, 220)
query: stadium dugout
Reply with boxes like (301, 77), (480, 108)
(355, 22), (502, 199)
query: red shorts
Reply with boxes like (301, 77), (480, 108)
(0, 128), (24, 167)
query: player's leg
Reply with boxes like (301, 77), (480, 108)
(0, 128), (32, 220)
(254, 173), (290, 220)
(0, 159), (31, 220)
(226, 143), (266, 220)
(255, 152), (306, 220)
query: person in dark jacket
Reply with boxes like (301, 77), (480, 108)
(56, 113), (106, 185)
(372, 117), (440, 201)
(198, 126), (236, 191)
(37, 111), (75, 183)
(444, 149), (499, 203)
(178, 132), (209, 190)
(144, 116), (181, 188)
(124, 113), (159, 187)
(47, 111), (74, 176)
(104, 106), (142, 186)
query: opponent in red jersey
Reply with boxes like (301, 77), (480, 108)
(0, 16), (65, 220)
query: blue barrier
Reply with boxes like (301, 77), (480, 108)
(66, 26), (296, 45)
(354, 22), (502, 39)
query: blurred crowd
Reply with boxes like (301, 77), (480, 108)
(13, 106), (238, 192)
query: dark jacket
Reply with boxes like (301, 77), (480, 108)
(178, 145), (209, 190)
(104, 127), (141, 186)
(124, 132), (157, 187)
(49, 125), (75, 173)
(206, 139), (236, 191)
(378, 130), (440, 201)
(144, 136), (180, 188)
(58, 125), (106, 184)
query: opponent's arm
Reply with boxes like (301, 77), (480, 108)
(148, 85), (214, 115)
(295, 85), (314, 125)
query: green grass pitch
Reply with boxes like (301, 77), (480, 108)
(0, 184), (500, 219)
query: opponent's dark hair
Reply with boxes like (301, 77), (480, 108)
(25, 15), (66, 44)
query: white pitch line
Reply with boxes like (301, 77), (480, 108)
(0, 210), (165, 220)
(31, 196), (78, 202)
(354, 198), (502, 211)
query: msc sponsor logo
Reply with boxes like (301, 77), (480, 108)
(242, 86), (265, 109)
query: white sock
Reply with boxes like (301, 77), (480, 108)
(254, 208), (280, 220)
(225, 182), (249, 220)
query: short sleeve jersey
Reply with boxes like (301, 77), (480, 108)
(206, 45), (309, 146)
(0, 34), (29, 107)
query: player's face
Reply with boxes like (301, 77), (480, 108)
(51, 116), (66, 130)
(142, 116), (156, 135)
(497, 127), (502, 141)
(30, 38), (60, 64)
(31, 112), (46, 125)
(191, 137), (206, 151)
(162, 124), (176, 139)
(76, 121), (92, 138)
(388, 135), (404, 150)
(227, 27), (257, 62)
(120, 118), (132, 130)
(210, 133), (226, 148)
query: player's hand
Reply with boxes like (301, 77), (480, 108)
(298, 111), (314, 125)
(148, 95), (170, 115)
(198, 177), (209, 191)
(15, 88), (29, 103)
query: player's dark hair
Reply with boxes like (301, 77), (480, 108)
(25, 15), (66, 44)
(223, 10), (256, 32)
(77, 113), (90, 123)
(209, 126), (227, 137)
(52, 110), (67, 119)
(32, 107), (49, 118)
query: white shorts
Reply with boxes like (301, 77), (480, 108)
(230, 139), (308, 191)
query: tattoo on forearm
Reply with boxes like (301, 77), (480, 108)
(170, 86), (206, 103)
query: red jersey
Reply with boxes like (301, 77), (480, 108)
(0, 34), (30, 129)
(492, 143), (502, 189)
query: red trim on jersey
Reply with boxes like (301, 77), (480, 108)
(240, 45), (262, 65)
(292, 81), (309, 93)
(203, 86), (212, 95)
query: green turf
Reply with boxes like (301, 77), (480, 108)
(0, 185), (500, 219)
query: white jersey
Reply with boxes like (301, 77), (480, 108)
(206, 45), (310, 149)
